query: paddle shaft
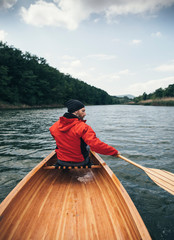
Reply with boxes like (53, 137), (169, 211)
(118, 155), (145, 171)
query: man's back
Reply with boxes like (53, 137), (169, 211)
(49, 99), (119, 166)
(50, 114), (88, 162)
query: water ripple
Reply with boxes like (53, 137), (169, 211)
(0, 105), (174, 239)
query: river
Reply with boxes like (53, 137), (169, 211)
(0, 105), (174, 239)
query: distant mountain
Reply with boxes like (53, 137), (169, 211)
(116, 94), (135, 99)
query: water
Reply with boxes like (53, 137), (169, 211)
(0, 105), (174, 239)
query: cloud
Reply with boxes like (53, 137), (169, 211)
(105, 0), (174, 17)
(151, 31), (162, 37)
(0, 0), (17, 9)
(130, 39), (142, 45)
(155, 62), (174, 72)
(20, 1), (70, 28)
(58, 55), (84, 77)
(87, 54), (116, 60)
(119, 69), (132, 75)
(125, 76), (174, 96)
(20, 0), (91, 30)
(0, 30), (8, 41)
(112, 38), (120, 43)
(61, 56), (81, 67)
(57, 54), (119, 88)
(20, 0), (174, 30)
(94, 18), (100, 23)
(70, 60), (81, 67)
(95, 73), (120, 81)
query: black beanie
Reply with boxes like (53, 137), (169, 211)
(66, 99), (85, 113)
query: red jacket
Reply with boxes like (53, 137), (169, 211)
(49, 115), (118, 162)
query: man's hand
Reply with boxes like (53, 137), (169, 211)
(113, 151), (120, 157)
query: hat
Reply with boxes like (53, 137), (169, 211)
(66, 99), (85, 113)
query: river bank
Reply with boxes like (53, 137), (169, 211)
(137, 97), (174, 106)
(1, 97), (174, 109)
(0, 101), (64, 110)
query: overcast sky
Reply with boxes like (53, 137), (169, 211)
(0, 0), (174, 96)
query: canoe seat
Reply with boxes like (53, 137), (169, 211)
(43, 165), (101, 170)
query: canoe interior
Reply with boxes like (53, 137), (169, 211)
(0, 151), (151, 240)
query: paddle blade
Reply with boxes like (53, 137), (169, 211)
(145, 168), (174, 195)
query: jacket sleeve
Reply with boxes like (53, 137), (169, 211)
(81, 124), (118, 156)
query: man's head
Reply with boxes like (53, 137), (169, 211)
(66, 99), (86, 120)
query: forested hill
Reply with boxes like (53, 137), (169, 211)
(0, 42), (114, 107)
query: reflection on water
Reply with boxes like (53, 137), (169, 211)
(0, 105), (174, 239)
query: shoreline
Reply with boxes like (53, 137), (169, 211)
(1, 97), (174, 110)
(136, 97), (174, 106)
(0, 102), (64, 110)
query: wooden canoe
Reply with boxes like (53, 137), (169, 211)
(0, 150), (151, 240)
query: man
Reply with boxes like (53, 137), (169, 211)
(49, 99), (120, 167)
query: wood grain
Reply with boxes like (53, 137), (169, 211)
(0, 151), (151, 240)
(118, 154), (174, 195)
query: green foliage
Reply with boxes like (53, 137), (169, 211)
(164, 84), (174, 97)
(134, 84), (174, 103)
(0, 42), (114, 106)
(112, 96), (133, 104)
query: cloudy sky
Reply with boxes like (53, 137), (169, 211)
(0, 0), (174, 96)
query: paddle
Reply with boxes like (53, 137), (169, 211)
(118, 155), (174, 195)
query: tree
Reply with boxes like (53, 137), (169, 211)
(164, 84), (174, 97)
(0, 41), (115, 106)
(0, 66), (12, 102)
(142, 92), (147, 100)
(133, 84), (174, 103)
(154, 88), (164, 98)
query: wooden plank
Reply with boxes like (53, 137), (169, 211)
(0, 151), (151, 239)
(0, 150), (56, 216)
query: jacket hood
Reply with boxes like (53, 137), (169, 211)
(58, 117), (79, 132)
(57, 113), (86, 132)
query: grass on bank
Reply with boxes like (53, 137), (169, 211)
(138, 97), (174, 106)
